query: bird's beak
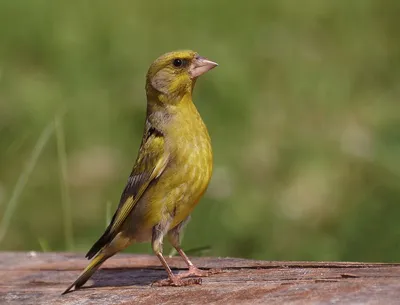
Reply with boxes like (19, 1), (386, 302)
(190, 56), (218, 79)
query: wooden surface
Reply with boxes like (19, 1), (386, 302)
(1, 252), (400, 305)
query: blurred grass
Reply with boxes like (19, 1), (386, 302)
(0, 0), (399, 261)
(55, 114), (74, 250)
(0, 121), (54, 243)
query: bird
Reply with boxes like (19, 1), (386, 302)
(62, 50), (218, 294)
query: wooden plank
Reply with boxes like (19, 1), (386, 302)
(1, 252), (400, 305)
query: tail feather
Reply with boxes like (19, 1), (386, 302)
(62, 253), (108, 295)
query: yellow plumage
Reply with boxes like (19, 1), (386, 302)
(63, 50), (217, 294)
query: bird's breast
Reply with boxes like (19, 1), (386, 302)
(169, 122), (212, 193)
(162, 111), (213, 226)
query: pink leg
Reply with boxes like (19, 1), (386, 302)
(175, 248), (221, 279)
(151, 222), (202, 287)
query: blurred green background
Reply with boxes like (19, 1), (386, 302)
(0, 0), (399, 262)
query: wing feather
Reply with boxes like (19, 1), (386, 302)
(86, 125), (168, 259)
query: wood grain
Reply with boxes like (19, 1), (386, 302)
(1, 252), (400, 304)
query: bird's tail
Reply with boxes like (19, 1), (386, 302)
(62, 252), (108, 295)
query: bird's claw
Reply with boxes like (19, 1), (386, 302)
(152, 276), (202, 287)
(177, 266), (222, 279)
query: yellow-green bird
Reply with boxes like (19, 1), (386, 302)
(62, 50), (217, 294)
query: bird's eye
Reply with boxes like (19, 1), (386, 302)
(173, 58), (183, 67)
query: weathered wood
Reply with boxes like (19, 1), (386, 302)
(1, 252), (400, 305)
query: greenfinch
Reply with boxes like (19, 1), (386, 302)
(63, 50), (218, 294)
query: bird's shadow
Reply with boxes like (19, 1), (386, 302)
(81, 266), (182, 290)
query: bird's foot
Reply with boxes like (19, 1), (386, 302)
(152, 276), (202, 287)
(177, 266), (222, 279)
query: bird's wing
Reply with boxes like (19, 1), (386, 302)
(86, 125), (169, 259)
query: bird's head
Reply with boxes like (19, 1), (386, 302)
(146, 50), (218, 102)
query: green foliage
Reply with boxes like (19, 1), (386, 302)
(0, 0), (399, 261)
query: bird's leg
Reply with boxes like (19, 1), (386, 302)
(168, 219), (221, 279)
(151, 222), (201, 287)
(175, 247), (211, 278)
